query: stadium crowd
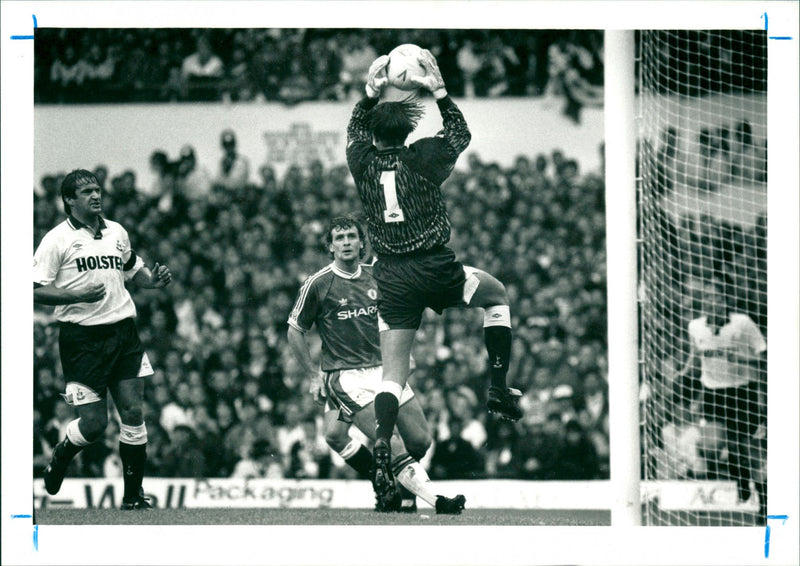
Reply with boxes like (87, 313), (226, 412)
(34, 138), (611, 482)
(36, 28), (604, 121)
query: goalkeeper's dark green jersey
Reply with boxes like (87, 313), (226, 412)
(346, 95), (471, 256)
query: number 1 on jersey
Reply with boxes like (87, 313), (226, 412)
(380, 170), (405, 223)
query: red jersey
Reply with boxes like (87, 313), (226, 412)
(287, 262), (381, 371)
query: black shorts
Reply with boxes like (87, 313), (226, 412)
(373, 246), (466, 330)
(58, 318), (146, 400)
(702, 381), (762, 436)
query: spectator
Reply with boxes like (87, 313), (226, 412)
(160, 382), (196, 436)
(429, 418), (485, 480)
(730, 120), (762, 183)
(456, 38), (483, 98)
(175, 145), (212, 201)
(76, 43), (117, 102)
(230, 438), (283, 479)
(338, 32), (377, 99)
(213, 130), (250, 192)
(556, 419), (601, 479)
(181, 35), (225, 101)
(224, 47), (253, 102)
(49, 45), (83, 101)
(445, 386), (487, 452)
(161, 424), (207, 478)
(278, 59), (316, 105)
(248, 37), (283, 101)
(276, 401), (306, 470)
(516, 412), (563, 480)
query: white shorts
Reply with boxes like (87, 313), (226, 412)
(324, 366), (415, 421)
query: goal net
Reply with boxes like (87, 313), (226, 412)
(637, 30), (768, 526)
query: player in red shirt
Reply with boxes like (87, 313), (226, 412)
(288, 216), (465, 513)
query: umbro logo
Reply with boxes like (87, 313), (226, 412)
(388, 213), (400, 219)
(491, 313), (502, 319)
(72, 243), (84, 250)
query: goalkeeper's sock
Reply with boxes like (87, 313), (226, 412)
(484, 306), (512, 389)
(374, 390), (400, 443)
(339, 441), (372, 479)
(394, 456), (437, 508)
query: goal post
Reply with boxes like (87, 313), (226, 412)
(637, 30), (768, 526)
(604, 29), (641, 527)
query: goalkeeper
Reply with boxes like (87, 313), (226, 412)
(346, 49), (523, 509)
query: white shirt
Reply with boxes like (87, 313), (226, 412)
(181, 53), (224, 79)
(688, 313), (766, 389)
(33, 216), (144, 325)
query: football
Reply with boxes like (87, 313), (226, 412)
(386, 44), (426, 91)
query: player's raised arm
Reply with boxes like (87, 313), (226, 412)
(346, 56), (388, 149)
(410, 49), (471, 158)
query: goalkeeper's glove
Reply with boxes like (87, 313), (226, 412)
(365, 55), (389, 98)
(409, 49), (448, 99)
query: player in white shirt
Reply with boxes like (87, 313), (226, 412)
(34, 169), (172, 510)
(681, 279), (767, 522)
(287, 216), (466, 514)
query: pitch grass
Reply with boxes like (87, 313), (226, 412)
(35, 507), (611, 526)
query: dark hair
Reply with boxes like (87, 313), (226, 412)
(326, 215), (367, 260)
(60, 169), (98, 215)
(367, 98), (425, 146)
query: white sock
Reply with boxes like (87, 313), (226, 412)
(66, 418), (91, 446)
(377, 380), (404, 401)
(396, 461), (438, 508)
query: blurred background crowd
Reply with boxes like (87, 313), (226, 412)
(36, 28), (604, 120)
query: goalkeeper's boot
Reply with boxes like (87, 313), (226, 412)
(120, 488), (153, 510)
(487, 386), (523, 421)
(398, 485), (418, 513)
(371, 437), (400, 512)
(43, 439), (72, 495)
(435, 494), (466, 515)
